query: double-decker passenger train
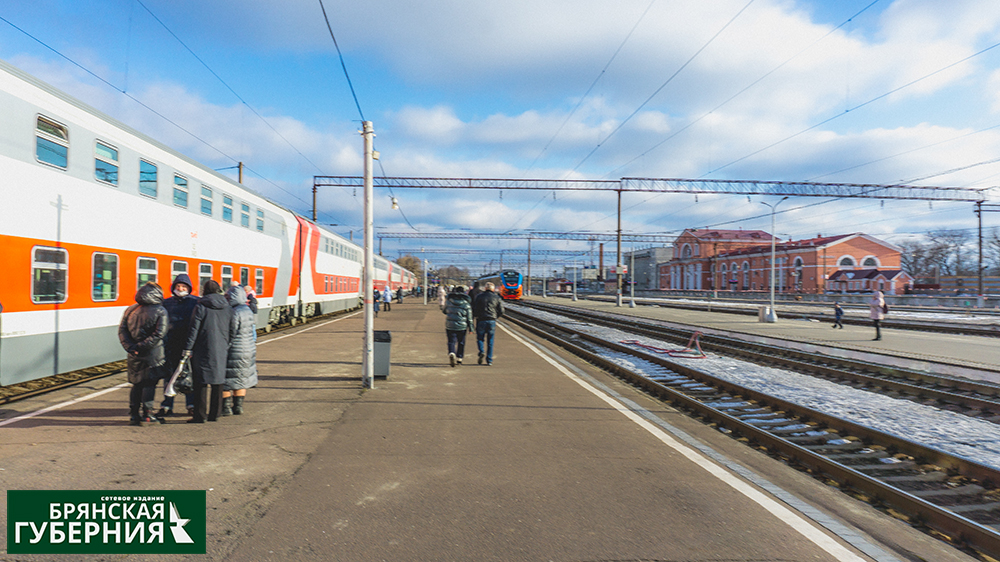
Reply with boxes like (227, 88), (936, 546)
(476, 270), (523, 300)
(0, 59), (414, 386)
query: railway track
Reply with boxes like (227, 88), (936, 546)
(507, 304), (1000, 560)
(522, 300), (1000, 425)
(577, 294), (1000, 337)
(0, 307), (357, 405)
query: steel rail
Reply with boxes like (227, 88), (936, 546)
(523, 300), (1000, 412)
(505, 310), (1000, 558)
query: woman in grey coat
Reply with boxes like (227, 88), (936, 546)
(222, 285), (258, 416)
(182, 280), (233, 422)
(442, 285), (474, 367)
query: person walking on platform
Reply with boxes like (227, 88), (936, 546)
(118, 282), (169, 426)
(832, 302), (844, 329)
(443, 285), (474, 367)
(382, 287), (392, 312)
(182, 280), (233, 423)
(869, 290), (886, 341)
(159, 274), (198, 417)
(468, 281), (483, 303)
(473, 282), (504, 366)
(373, 288), (381, 317)
(397, 287), (404, 305)
(222, 285), (258, 416)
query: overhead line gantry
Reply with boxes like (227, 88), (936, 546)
(314, 175), (991, 305)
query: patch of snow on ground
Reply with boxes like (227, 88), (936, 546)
(513, 304), (1000, 470)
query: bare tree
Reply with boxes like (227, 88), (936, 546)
(396, 254), (423, 279)
(926, 229), (972, 275)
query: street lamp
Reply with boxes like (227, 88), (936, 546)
(760, 196), (788, 323)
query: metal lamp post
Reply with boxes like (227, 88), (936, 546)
(760, 197), (788, 323)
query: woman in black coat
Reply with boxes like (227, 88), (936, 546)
(118, 282), (168, 425)
(182, 280), (233, 422)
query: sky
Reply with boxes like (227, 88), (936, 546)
(4, 0), (1000, 272)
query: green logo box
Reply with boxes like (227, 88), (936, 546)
(7, 490), (206, 554)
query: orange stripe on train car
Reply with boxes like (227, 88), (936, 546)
(0, 234), (277, 314)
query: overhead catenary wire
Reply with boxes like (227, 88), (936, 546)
(524, 0), (658, 174)
(604, 0), (882, 180)
(566, 0), (757, 176)
(318, 0), (366, 123)
(702, 37), (1000, 178)
(0, 14), (320, 212)
(135, 0), (327, 175)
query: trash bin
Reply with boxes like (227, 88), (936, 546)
(374, 330), (391, 379)
(758, 306), (767, 322)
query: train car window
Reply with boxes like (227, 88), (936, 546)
(36, 116), (69, 169)
(95, 142), (119, 185)
(173, 175), (189, 207)
(240, 267), (249, 286)
(171, 260), (188, 281)
(222, 265), (233, 291)
(201, 186), (213, 216)
(32, 246), (68, 304)
(256, 209), (264, 232)
(223, 195), (233, 222)
(240, 203), (250, 228)
(199, 264), (212, 294)
(255, 268), (264, 295)
(137, 257), (157, 289)
(139, 160), (157, 198)
(92, 253), (118, 301)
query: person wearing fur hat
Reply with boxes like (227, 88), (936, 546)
(222, 285), (258, 416)
(118, 282), (169, 425)
(158, 273), (198, 417)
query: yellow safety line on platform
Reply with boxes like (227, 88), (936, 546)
(500, 323), (868, 562)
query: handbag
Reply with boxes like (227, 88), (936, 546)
(174, 361), (194, 395)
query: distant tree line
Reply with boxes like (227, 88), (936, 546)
(898, 228), (1000, 279)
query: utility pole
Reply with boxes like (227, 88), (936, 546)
(238, 162), (244, 184)
(616, 189), (623, 307)
(527, 237), (532, 296)
(361, 122), (375, 389)
(974, 201), (1000, 307)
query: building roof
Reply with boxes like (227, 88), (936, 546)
(682, 229), (775, 242)
(828, 269), (909, 281)
(715, 232), (875, 259)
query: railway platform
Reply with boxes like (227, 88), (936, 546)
(533, 294), (1000, 383)
(0, 302), (977, 561)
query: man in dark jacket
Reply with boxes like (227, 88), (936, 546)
(118, 282), (169, 425)
(182, 280), (234, 423)
(159, 274), (198, 417)
(472, 282), (504, 366)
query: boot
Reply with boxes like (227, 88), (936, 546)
(233, 396), (245, 415)
(222, 397), (233, 417)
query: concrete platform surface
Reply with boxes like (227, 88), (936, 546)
(0, 302), (978, 561)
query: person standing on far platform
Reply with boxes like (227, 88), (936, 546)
(473, 282), (504, 366)
(443, 285), (474, 367)
(222, 285), (258, 416)
(159, 274), (198, 418)
(382, 286), (392, 312)
(468, 281), (483, 303)
(182, 280), (233, 423)
(869, 290), (886, 341)
(373, 287), (381, 317)
(118, 282), (169, 426)
(438, 285), (447, 311)
(832, 302), (844, 329)
(397, 286), (404, 305)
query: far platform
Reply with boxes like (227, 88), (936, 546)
(0, 301), (977, 561)
(527, 294), (1000, 382)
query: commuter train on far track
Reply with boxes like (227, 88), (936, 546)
(0, 59), (415, 387)
(476, 270), (524, 300)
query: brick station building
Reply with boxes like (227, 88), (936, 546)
(660, 229), (911, 294)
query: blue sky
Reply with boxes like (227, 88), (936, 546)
(4, 0), (1000, 271)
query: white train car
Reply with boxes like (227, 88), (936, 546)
(0, 59), (410, 386)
